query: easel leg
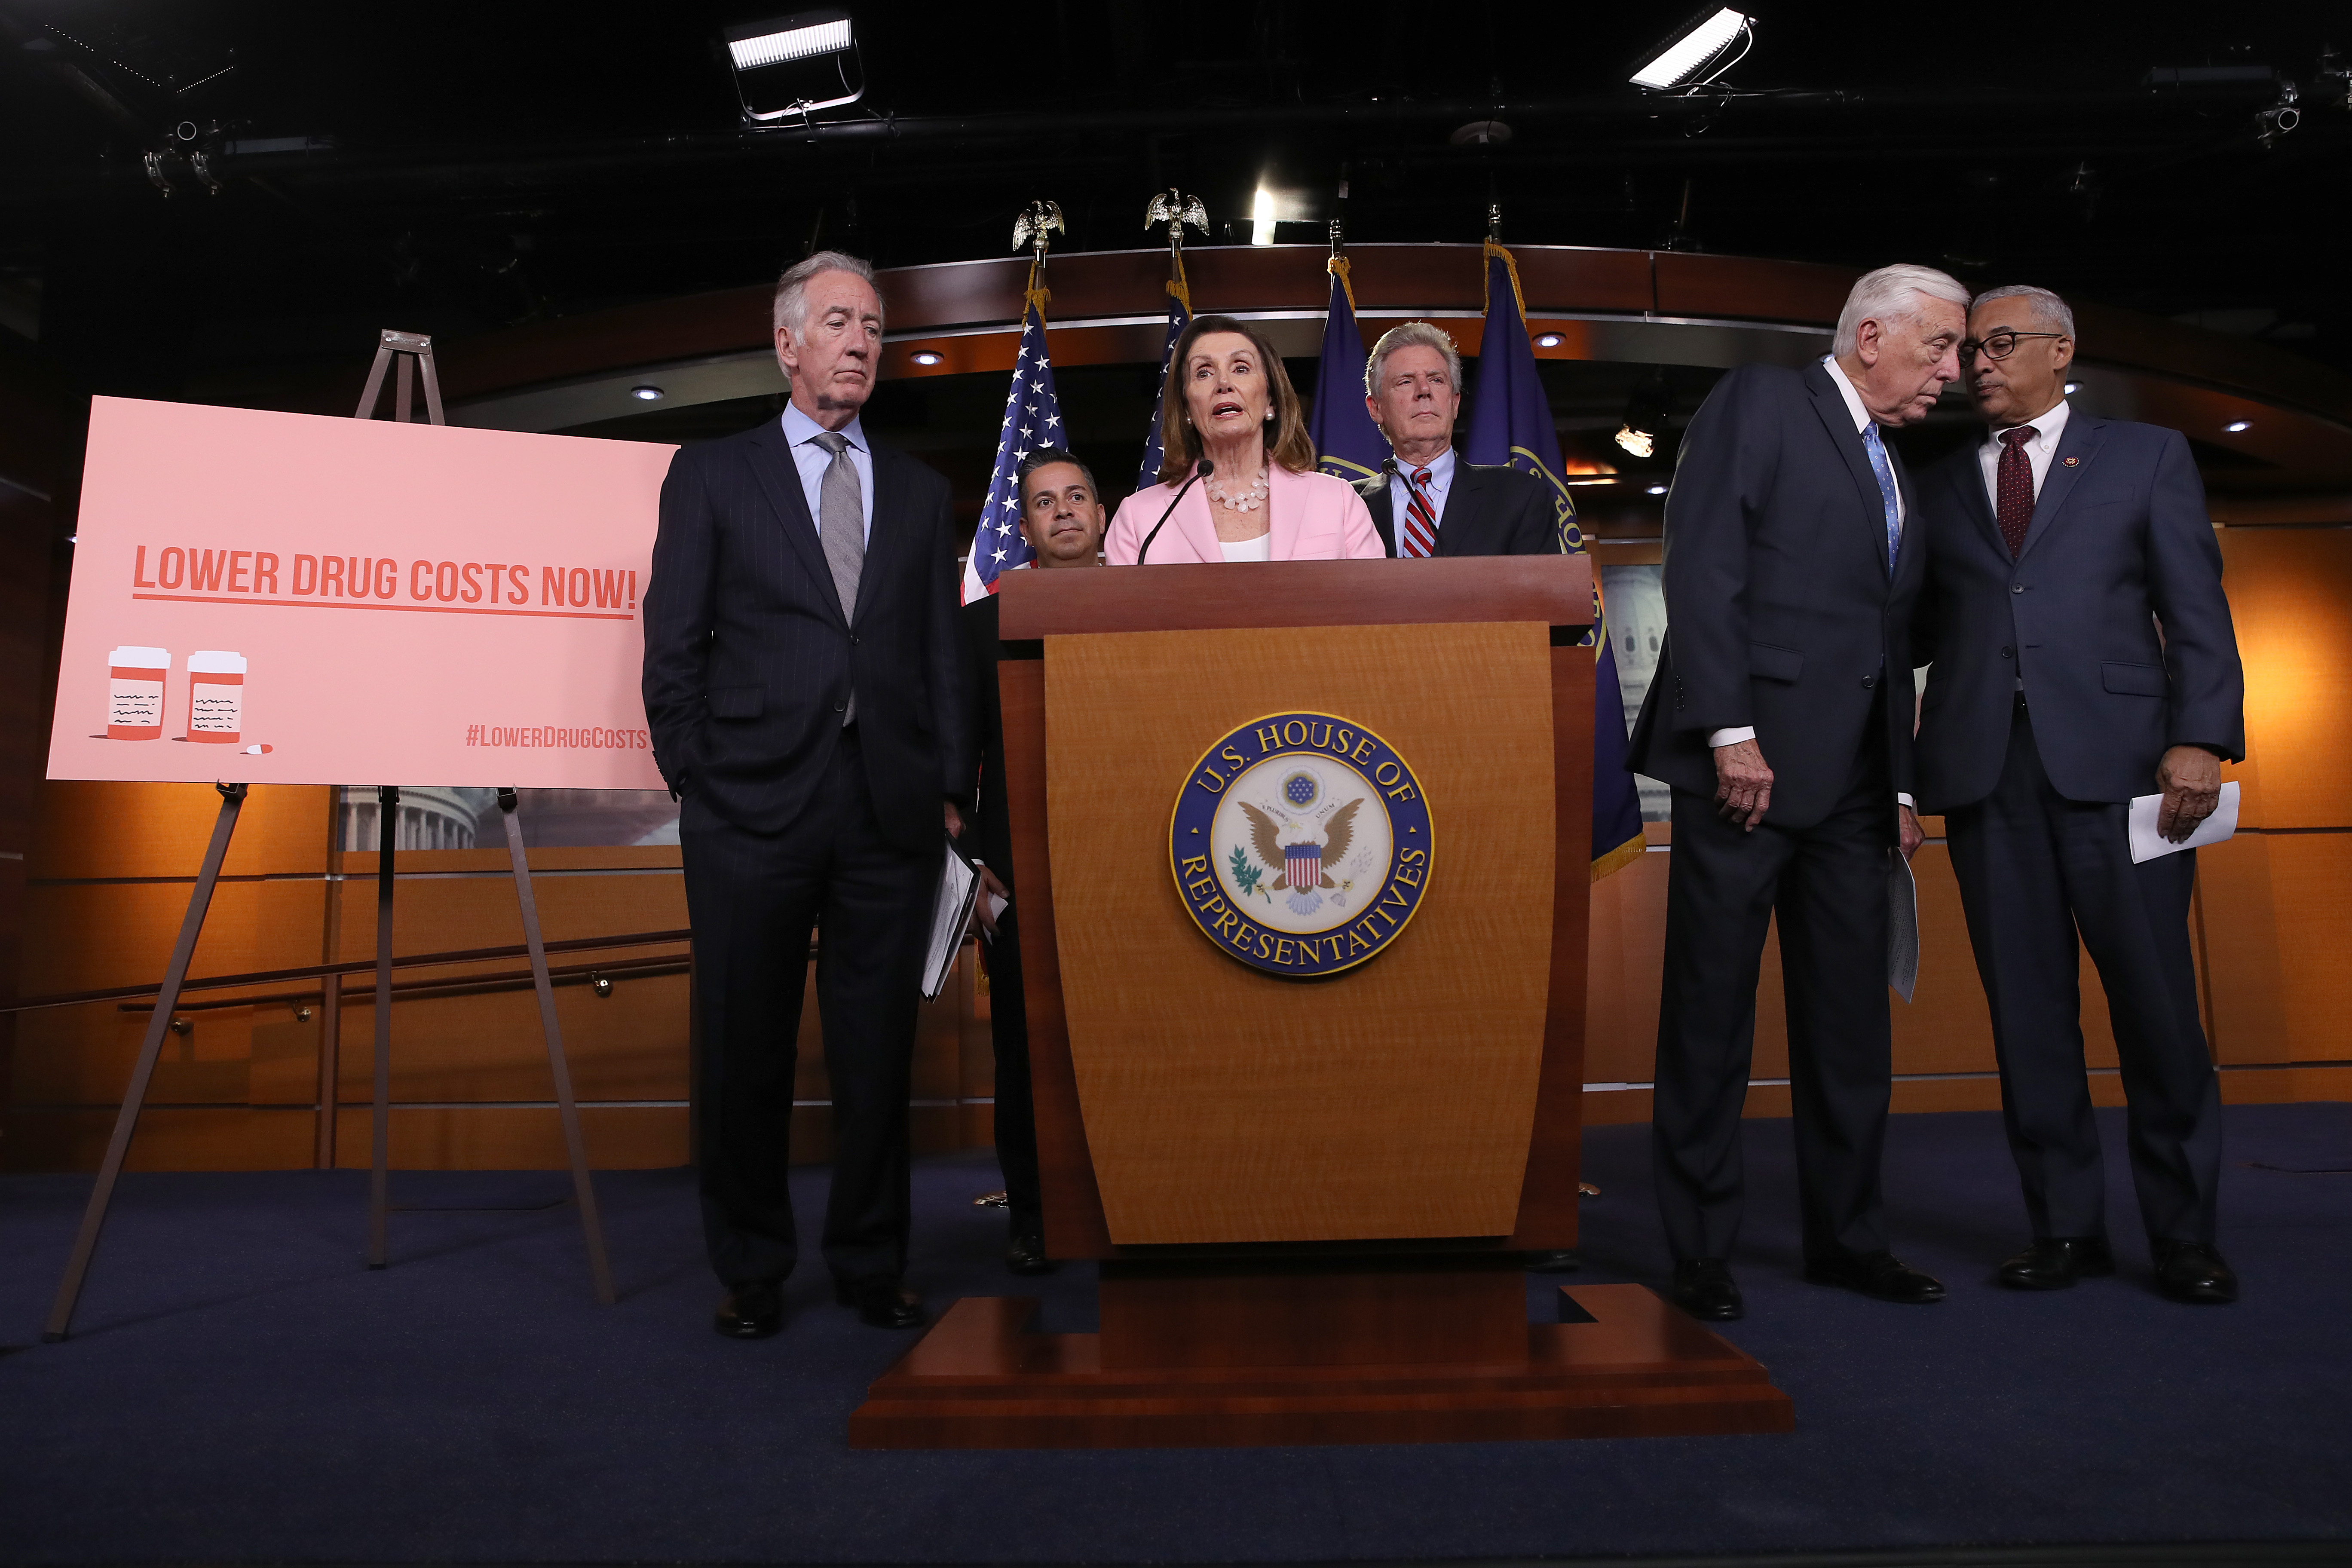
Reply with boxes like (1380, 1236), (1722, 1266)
(44, 783), (248, 1341)
(367, 786), (396, 1268)
(497, 789), (616, 1305)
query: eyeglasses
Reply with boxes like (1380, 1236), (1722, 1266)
(1963, 331), (2067, 361)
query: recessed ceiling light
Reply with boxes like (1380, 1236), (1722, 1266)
(910, 349), (943, 367)
(2226, 420), (2251, 432)
(630, 385), (664, 402)
(1647, 484), (1669, 496)
(2064, 382), (2080, 395)
(1535, 332), (1565, 349)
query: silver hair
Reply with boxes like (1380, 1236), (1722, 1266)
(1832, 263), (1972, 357)
(773, 250), (882, 337)
(1364, 321), (1464, 400)
(1970, 284), (2076, 340)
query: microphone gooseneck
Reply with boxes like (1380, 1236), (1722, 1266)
(1136, 459), (1213, 566)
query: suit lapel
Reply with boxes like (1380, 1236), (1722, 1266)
(855, 439), (903, 626)
(745, 424), (845, 627)
(1365, 474), (1398, 556)
(1805, 366), (1893, 578)
(1172, 477), (1223, 562)
(1267, 464), (1307, 560)
(2015, 417), (2104, 564)
(1948, 443), (2007, 559)
(1436, 463), (1481, 557)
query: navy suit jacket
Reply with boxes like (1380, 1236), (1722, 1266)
(640, 417), (973, 851)
(1352, 458), (1556, 557)
(1626, 361), (1924, 828)
(1911, 415), (2245, 812)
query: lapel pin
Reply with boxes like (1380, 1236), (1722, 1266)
(2063, 456), (2079, 466)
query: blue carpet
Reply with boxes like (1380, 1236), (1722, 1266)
(1, 1104), (2348, 1563)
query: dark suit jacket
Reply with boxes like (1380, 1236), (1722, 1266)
(1626, 361), (1924, 828)
(641, 417), (973, 851)
(959, 593), (1014, 887)
(1352, 456), (1555, 557)
(1911, 416), (2245, 812)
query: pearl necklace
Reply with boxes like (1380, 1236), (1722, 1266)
(1207, 468), (1269, 514)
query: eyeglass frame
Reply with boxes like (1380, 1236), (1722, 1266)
(1962, 330), (2069, 362)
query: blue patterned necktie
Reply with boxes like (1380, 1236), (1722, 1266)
(1862, 423), (1901, 570)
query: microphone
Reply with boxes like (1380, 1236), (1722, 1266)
(1136, 459), (1213, 566)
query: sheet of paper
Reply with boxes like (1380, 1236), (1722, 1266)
(1888, 850), (1919, 1003)
(2128, 781), (2240, 864)
(922, 839), (980, 1001)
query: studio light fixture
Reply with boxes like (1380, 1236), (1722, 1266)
(910, 350), (944, 366)
(630, 385), (665, 402)
(1630, 7), (1755, 93)
(1535, 332), (1565, 348)
(1250, 187), (1277, 247)
(725, 10), (864, 126)
(1615, 366), (1676, 459)
(2226, 420), (2252, 432)
(2064, 381), (2081, 394)
(1647, 484), (1670, 496)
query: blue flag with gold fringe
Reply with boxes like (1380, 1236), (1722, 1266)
(1466, 240), (1647, 879)
(1135, 264), (1191, 492)
(1307, 256), (1387, 484)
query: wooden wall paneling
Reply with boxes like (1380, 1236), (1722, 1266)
(2197, 833), (2291, 1068)
(960, 944), (997, 1148)
(333, 1105), (687, 1170)
(5, 1106), (315, 1171)
(2221, 528), (2352, 831)
(1044, 623), (1555, 1246)
(332, 974), (690, 1104)
(28, 781), (330, 881)
(19, 877), (331, 1007)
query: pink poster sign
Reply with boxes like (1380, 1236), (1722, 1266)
(48, 397), (679, 789)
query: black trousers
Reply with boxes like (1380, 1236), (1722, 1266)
(1944, 701), (2223, 1246)
(1653, 727), (1896, 1264)
(981, 904), (1043, 1232)
(680, 730), (934, 1289)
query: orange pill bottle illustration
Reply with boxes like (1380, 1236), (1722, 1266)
(107, 646), (168, 739)
(187, 650), (247, 744)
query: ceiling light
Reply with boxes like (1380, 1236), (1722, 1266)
(724, 10), (864, 125)
(2226, 420), (2251, 432)
(910, 350), (943, 367)
(2064, 382), (2081, 395)
(1535, 332), (1565, 348)
(1614, 367), (1675, 460)
(1615, 427), (1656, 459)
(1250, 187), (1277, 247)
(1630, 8), (1755, 93)
(1647, 484), (1670, 496)
(630, 385), (664, 402)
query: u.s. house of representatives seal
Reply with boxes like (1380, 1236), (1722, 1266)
(1168, 712), (1434, 977)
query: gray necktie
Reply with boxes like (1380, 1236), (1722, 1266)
(810, 430), (864, 725)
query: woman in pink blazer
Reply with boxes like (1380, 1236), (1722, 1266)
(1106, 314), (1385, 566)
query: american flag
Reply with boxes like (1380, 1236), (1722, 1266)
(961, 295), (1065, 603)
(1134, 286), (1189, 492)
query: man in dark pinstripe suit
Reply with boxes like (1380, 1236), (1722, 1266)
(643, 251), (974, 1338)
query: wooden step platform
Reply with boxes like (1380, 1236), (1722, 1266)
(848, 1283), (1793, 1449)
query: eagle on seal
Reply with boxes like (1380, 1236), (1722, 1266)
(1238, 798), (1361, 890)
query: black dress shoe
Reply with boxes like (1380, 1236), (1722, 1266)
(1669, 1258), (1744, 1321)
(1006, 1230), (1058, 1276)
(714, 1280), (783, 1339)
(2153, 1240), (2239, 1305)
(1805, 1250), (1946, 1304)
(835, 1278), (928, 1329)
(1523, 1250), (1582, 1274)
(1998, 1236), (2115, 1291)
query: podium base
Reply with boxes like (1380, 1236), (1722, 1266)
(848, 1284), (1793, 1449)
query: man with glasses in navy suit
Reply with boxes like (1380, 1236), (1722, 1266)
(1911, 286), (2245, 1305)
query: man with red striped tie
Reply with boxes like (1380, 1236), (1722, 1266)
(1352, 322), (1553, 560)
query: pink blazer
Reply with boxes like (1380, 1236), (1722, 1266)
(1106, 463), (1386, 565)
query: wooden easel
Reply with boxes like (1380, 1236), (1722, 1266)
(43, 330), (615, 1340)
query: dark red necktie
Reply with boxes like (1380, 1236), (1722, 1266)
(1996, 426), (2036, 557)
(1400, 467), (1438, 557)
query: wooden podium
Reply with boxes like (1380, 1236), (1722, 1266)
(849, 557), (1791, 1448)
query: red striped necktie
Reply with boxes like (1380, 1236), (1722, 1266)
(1401, 466), (1438, 558)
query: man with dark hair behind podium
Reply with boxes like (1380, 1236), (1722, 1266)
(961, 447), (1106, 1275)
(643, 250), (974, 1340)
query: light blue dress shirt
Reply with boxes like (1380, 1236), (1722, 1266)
(1386, 444), (1457, 556)
(780, 401), (874, 545)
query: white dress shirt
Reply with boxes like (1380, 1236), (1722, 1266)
(1387, 444), (1457, 554)
(780, 401), (874, 545)
(1219, 533), (1272, 562)
(1976, 398), (2070, 511)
